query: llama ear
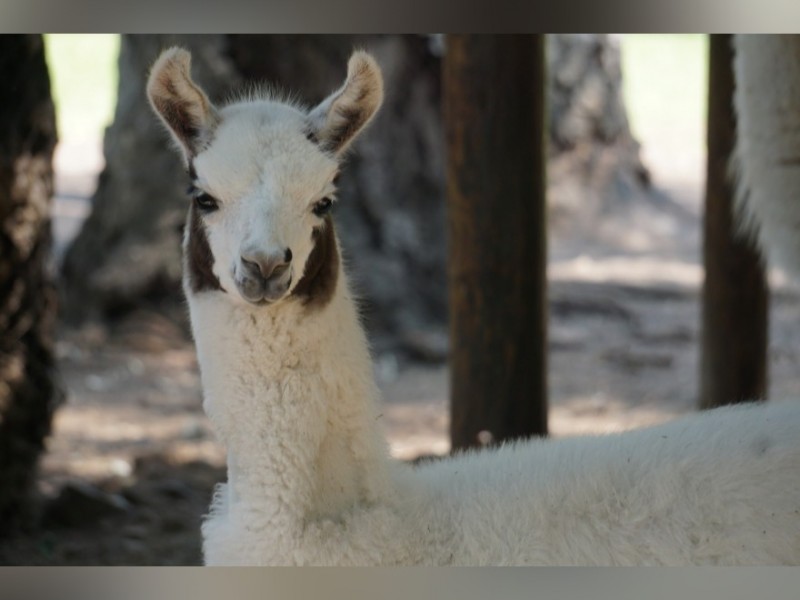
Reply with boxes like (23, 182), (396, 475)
(307, 51), (384, 154)
(147, 47), (219, 162)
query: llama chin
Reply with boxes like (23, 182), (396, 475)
(148, 45), (800, 566)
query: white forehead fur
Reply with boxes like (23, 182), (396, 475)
(195, 98), (337, 201)
(192, 97), (339, 303)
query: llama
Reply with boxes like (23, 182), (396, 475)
(147, 46), (800, 565)
(733, 35), (800, 279)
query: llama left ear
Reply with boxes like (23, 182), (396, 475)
(147, 47), (219, 163)
(307, 51), (384, 154)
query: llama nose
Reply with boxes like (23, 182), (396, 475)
(240, 249), (292, 281)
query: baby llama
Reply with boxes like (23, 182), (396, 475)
(147, 47), (800, 565)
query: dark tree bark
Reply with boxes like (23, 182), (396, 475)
(700, 34), (768, 409)
(0, 34), (62, 534)
(445, 35), (548, 450)
(60, 35), (645, 359)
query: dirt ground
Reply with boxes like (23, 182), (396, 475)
(2, 137), (800, 565)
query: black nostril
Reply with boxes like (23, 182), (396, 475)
(284, 248), (293, 263)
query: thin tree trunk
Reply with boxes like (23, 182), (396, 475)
(0, 34), (62, 534)
(700, 34), (768, 410)
(445, 35), (548, 450)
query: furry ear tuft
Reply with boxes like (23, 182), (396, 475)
(147, 47), (219, 162)
(308, 51), (384, 154)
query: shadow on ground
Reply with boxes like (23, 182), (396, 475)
(0, 453), (223, 566)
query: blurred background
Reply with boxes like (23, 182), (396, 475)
(1, 34), (799, 564)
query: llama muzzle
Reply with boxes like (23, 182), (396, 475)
(235, 248), (293, 304)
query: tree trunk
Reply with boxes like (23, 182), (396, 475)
(700, 34), (768, 409)
(445, 35), (548, 450)
(60, 35), (241, 326)
(547, 34), (651, 234)
(0, 34), (61, 534)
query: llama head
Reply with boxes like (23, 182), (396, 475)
(147, 47), (383, 308)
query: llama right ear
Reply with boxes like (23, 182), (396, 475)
(307, 51), (384, 154)
(147, 47), (219, 162)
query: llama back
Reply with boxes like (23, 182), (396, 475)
(411, 400), (800, 565)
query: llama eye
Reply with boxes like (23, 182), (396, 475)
(186, 184), (219, 213)
(195, 193), (219, 212)
(312, 197), (333, 217)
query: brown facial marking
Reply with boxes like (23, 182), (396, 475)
(186, 202), (223, 294)
(291, 216), (339, 309)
